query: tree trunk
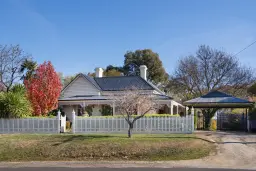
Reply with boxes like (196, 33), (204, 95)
(128, 123), (133, 138)
(202, 109), (216, 130)
(204, 116), (212, 130)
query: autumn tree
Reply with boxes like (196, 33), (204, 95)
(168, 45), (254, 129)
(24, 61), (62, 116)
(115, 88), (158, 138)
(0, 44), (32, 92)
(124, 49), (168, 84)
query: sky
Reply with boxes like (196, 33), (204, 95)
(1, 0), (256, 76)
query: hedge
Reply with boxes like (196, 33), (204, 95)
(77, 114), (181, 118)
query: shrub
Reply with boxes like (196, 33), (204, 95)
(0, 92), (32, 118)
(100, 105), (112, 116)
(66, 121), (71, 130)
(210, 119), (217, 131)
(78, 114), (180, 118)
(194, 113), (198, 129)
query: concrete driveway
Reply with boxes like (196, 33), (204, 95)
(195, 131), (256, 169)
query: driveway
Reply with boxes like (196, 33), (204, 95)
(195, 131), (256, 169)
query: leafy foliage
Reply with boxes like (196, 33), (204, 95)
(10, 84), (26, 94)
(24, 61), (62, 116)
(78, 114), (180, 118)
(20, 59), (37, 80)
(124, 49), (168, 84)
(58, 72), (77, 87)
(0, 91), (32, 118)
(248, 82), (256, 96)
(100, 105), (112, 116)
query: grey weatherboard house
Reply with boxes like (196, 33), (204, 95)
(58, 65), (184, 120)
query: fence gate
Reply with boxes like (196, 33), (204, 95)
(217, 113), (247, 131)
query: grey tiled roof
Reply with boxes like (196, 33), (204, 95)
(61, 73), (166, 95)
(184, 91), (252, 105)
(94, 76), (155, 91)
(59, 94), (172, 101)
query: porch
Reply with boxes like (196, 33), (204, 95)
(58, 95), (185, 120)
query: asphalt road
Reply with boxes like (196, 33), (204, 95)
(0, 168), (253, 171)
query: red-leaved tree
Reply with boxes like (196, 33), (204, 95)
(24, 61), (62, 116)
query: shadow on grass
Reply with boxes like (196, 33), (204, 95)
(51, 134), (217, 146)
(52, 134), (127, 146)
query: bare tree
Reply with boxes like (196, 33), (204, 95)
(0, 45), (32, 92)
(114, 88), (158, 138)
(167, 45), (255, 128)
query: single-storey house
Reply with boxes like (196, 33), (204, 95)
(58, 65), (184, 120)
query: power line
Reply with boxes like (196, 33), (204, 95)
(234, 40), (256, 56)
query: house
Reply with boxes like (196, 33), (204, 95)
(58, 65), (184, 120)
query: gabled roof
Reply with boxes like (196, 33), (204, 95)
(184, 90), (253, 108)
(62, 74), (166, 95)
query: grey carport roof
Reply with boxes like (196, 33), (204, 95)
(183, 91), (254, 108)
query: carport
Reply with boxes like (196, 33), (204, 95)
(183, 91), (254, 131)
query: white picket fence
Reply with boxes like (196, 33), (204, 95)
(72, 115), (194, 134)
(0, 113), (61, 134)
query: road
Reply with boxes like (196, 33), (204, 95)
(0, 168), (254, 171)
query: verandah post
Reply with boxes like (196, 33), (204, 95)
(57, 110), (61, 133)
(72, 110), (76, 134)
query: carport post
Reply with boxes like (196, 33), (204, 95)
(247, 108), (250, 132)
(191, 107), (195, 132)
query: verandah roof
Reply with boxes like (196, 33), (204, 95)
(183, 91), (254, 108)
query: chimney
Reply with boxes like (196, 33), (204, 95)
(95, 67), (103, 77)
(139, 65), (147, 80)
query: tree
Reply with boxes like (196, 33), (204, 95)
(124, 49), (168, 84)
(24, 61), (62, 116)
(168, 45), (254, 128)
(0, 44), (32, 92)
(20, 59), (37, 80)
(114, 88), (158, 138)
(58, 72), (77, 87)
(248, 82), (256, 96)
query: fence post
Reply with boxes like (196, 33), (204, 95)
(72, 110), (76, 134)
(191, 107), (195, 133)
(57, 110), (61, 133)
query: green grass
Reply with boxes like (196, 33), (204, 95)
(0, 134), (215, 161)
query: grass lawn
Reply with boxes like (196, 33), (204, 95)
(0, 134), (215, 161)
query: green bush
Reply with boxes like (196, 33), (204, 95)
(66, 121), (71, 130)
(100, 105), (112, 116)
(210, 119), (217, 131)
(0, 92), (32, 118)
(194, 113), (198, 129)
(78, 114), (180, 118)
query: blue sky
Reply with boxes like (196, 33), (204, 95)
(1, 0), (255, 76)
